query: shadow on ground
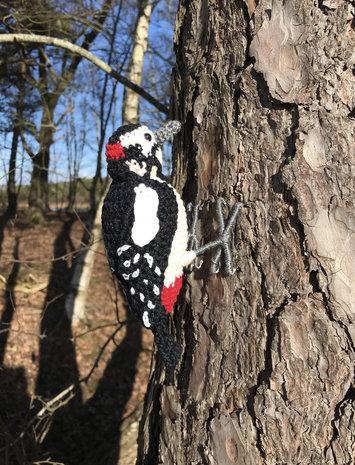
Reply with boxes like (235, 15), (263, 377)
(0, 213), (143, 465)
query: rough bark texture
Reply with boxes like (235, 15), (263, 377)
(137, 1), (355, 464)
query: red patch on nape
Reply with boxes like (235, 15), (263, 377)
(105, 142), (125, 161)
(161, 274), (183, 314)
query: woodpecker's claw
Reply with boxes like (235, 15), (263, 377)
(211, 199), (242, 275)
(193, 198), (243, 276)
(210, 247), (221, 274)
(187, 203), (204, 269)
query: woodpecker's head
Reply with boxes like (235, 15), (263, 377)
(106, 121), (181, 180)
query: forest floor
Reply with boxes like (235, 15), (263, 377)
(0, 208), (154, 465)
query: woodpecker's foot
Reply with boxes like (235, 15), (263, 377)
(212, 198), (243, 275)
(195, 198), (243, 276)
(187, 203), (203, 269)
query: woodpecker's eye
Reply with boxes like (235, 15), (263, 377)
(144, 133), (152, 141)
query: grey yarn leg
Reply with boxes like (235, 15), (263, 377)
(187, 203), (203, 269)
(211, 200), (243, 275)
(210, 247), (222, 274)
(194, 199), (243, 275)
(210, 198), (226, 274)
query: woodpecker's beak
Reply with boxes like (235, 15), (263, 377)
(153, 121), (182, 146)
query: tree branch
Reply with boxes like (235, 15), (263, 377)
(0, 34), (169, 115)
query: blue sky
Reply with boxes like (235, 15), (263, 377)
(0, 0), (178, 187)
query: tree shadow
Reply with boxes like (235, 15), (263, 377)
(33, 214), (143, 464)
(0, 238), (35, 464)
(0, 212), (143, 464)
(35, 214), (80, 399)
(41, 315), (142, 465)
(0, 237), (20, 365)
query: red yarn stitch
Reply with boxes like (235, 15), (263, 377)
(162, 274), (183, 313)
(106, 142), (125, 161)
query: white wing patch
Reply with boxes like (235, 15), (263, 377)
(132, 184), (160, 247)
(144, 253), (154, 267)
(142, 311), (151, 328)
(117, 244), (131, 256)
(153, 285), (160, 295)
(154, 266), (161, 276)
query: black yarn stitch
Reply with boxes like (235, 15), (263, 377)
(102, 151), (181, 368)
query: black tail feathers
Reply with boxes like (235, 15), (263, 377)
(153, 327), (182, 369)
(125, 293), (182, 369)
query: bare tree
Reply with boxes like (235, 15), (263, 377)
(137, 1), (355, 464)
(65, 92), (82, 213)
(0, 39), (39, 218)
(0, 33), (170, 116)
(1, 0), (117, 222)
(64, 2), (125, 325)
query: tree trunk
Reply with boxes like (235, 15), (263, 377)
(67, 178), (77, 213)
(122, 0), (152, 124)
(28, 146), (50, 221)
(137, 1), (355, 464)
(28, 99), (56, 222)
(65, 182), (109, 325)
(66, 0), (153, 326)
(7, 74), (25, 219)
(6, 125), (19, 218)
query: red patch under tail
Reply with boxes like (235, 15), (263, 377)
(161, 274), (183, 313)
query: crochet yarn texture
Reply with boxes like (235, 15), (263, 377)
(102, 122), (191, 368)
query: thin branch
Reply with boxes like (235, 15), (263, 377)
(18, 124), (35, 157)
(0, 321), (127, 454)
(0, 383), (76, 455)
(79, 322), (126, 384)
(54, 102), (74, 128)
(1, 240), (96, 265)
(0, 33), (169, 115)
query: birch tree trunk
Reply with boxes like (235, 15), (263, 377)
(66, 1), (153, 326)
(137, 1), (355, 464)
(122, 0), (152, 124)
(65, 185), (109, 325)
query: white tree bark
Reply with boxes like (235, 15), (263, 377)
(64, 1), (153, 326)
(65, 185), (109, 325)
(122, 0), (153, 124)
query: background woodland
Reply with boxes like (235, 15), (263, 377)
(0, 1), (354, 465)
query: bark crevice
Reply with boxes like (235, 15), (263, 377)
(327, 384), (355, 460)
(138, 1), (355, 463)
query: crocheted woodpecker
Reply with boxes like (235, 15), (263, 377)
(102, 121), (242, 368)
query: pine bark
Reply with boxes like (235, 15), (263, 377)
(137, 1), (355, 464)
